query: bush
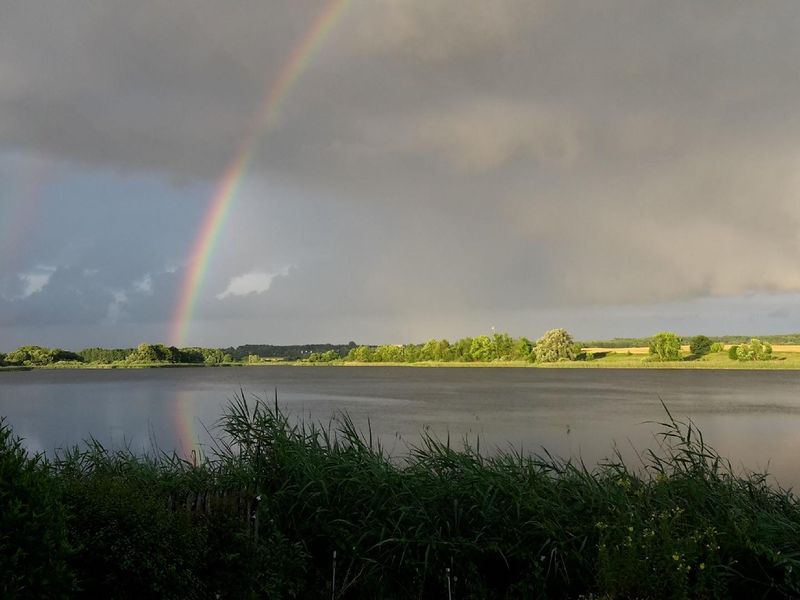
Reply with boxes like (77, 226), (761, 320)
(728, 345), (739, 360)
(10, 395), (800, 598)
(710, 342), (725, 353)
(648, 332), (682, 361)
(533, 328), (577, 363)
(689, 335), (712, 356)
(0, 420), (74, 597)
(308, 350), (340, 363)
(736, 339), (773, 361)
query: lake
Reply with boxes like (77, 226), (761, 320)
(2, 366), (800, 486)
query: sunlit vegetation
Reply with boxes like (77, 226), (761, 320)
(647, 332), (683, 362)
(3, 332), (799, 370)
(733, 339), (773, 361)
(689, 335), (713, 357)
(532, 328), (578, 363)
(581, 333), (800, 348)
(0, 344), (233, 368)
(4, 396), (800, 598)
(343, 332), (536, 364)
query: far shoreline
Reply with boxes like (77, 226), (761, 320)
(5, 354), (800, 371)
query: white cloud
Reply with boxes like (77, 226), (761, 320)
(217, 267), (291, 300)
(18, 266), (56, 298)
(133, 273), (153, 294)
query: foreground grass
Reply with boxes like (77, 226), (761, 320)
(4, 395), (800, 599)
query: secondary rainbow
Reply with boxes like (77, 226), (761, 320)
(1, 160), (47, 271)
(169, 0), (349, 347)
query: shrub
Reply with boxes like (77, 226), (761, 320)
(736, 339), (773, 361)
(533, 328), (577, 362)
(648, 332), (682, 361)
(0, 420), (74, 597)
(6, 397), (800, 598)
(710, 342), (725, 353)
(308, 350), (340, 363)
(689, 335), (712, 356)
(728, 345), (739, 360)
(57, 449), (206, 598)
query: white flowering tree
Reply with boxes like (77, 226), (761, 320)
(533, 328), (577, 363)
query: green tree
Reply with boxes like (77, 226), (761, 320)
(402, 344), (420, 363)
(201, 348), (229, 365)
(649, 332), (682, 361)
(346, 345), (374, 362)
(308, 350), (339, 363)
(736, 339), (773, 361)
(453, 337), (474, 361)
(492, 332), (515, 360)
(710, 342), (725, 353)
(469, 336), (496, 362)
(5, 346), (82, 366)
(125, 343), (183, 364)
(79, 347), (132, 364)
(689, 335), (712, 356)
(533, 329), (577, 363)
(419, 339), (439, 361)
(374, 345), (404, 362)
(728, 345), (739, 360)
(512, 337), (534, 361)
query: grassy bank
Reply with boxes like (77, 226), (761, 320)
(4, 395), (800, 598)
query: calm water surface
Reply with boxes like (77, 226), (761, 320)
(2, 366), (800, 486)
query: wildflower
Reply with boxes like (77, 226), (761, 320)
(673, 554), (680, 561)
(699, 563), (705, 570)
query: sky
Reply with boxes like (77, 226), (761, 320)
(2, 0), (800, 351)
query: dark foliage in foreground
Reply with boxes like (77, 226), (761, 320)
(3, 396), (800, 598)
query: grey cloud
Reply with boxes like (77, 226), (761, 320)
(4, 1), (800, 346)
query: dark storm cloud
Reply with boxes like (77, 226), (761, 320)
(3, 1), (800, 346)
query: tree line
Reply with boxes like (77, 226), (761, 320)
(0, 344), (234, 367)
(0, 330), (781, 367)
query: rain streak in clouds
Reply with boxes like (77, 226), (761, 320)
(2, 0), (800, 349)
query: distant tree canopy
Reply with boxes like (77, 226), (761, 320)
(689, 335), (712, 356)
(123, 344), (232, 365)
(226, 343), (357, 361)
(344, 333), (536, 364)
(4, 346), (83, 366)
(735, 339), (773, 361)
(648, 332), (682, 361)
(78, 347), (133, 364)
(307, 350), (341, 363)
(533, 329), (577, 363)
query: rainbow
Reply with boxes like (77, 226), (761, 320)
(173, 390), (199, 459)
(1, 160), (47, 272)
(169, 0), (350, 347)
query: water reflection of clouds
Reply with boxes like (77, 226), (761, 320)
(5, 368), (800, 487)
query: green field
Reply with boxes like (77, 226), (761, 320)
(539, 351), (800, 369)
